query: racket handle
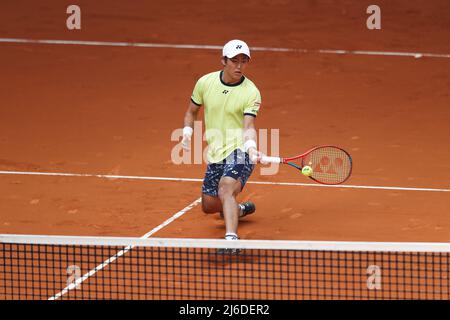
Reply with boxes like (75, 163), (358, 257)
(261, 156), (282, 164)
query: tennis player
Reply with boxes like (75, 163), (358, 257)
(181, 39), (263, 243)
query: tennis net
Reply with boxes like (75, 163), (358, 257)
(1, 234), (449, 300)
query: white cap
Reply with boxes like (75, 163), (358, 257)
(222, 39), (251, 59)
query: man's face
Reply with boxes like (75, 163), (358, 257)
(223, 54), (250, 82)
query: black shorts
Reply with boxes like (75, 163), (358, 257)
(202, 149), (255, 197)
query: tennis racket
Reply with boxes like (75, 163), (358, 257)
(261, 145), (352, 185)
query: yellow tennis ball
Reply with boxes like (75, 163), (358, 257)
(302, 165), (313, 177)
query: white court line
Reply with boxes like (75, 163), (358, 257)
(48, 197), (202, 300)
(1, 37), (450, 59)
(0, 170), (449, 192)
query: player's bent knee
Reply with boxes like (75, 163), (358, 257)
(218, 180), (242, 200)
(218, 185), (235, 201)
(201, 195), (220, 213)
(202, 202), (216, 214)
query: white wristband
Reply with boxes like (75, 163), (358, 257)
(244, 140), (257, 152)
(183, 126), (193, 137)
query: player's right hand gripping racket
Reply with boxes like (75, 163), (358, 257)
(261, 145), (353, 185)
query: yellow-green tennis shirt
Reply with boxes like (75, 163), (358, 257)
(191, 70), (261, 163)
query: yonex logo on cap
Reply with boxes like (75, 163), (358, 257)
(223, 40), (251, 59)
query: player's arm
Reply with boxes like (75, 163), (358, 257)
(182, 100), (201, 150)
(243, 115), (263, 163)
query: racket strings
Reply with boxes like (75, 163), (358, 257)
(303, 147), (352, 184)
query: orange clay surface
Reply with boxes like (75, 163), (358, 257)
(0, 0), (449, 242)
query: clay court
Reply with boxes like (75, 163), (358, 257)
(0, 0), (449, 300)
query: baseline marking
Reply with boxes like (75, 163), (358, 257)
(1, 38), (449, 59)
(0, 170), (449, 193)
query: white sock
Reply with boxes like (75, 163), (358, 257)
(225, 233), (239, 241)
